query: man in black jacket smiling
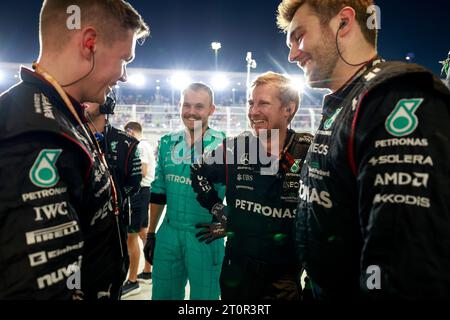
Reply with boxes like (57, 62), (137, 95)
(191, 72), (312, 300)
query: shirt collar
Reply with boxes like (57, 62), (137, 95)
(20, 67), (88, 124)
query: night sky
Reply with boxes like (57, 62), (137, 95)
(0, 0), (449, 75)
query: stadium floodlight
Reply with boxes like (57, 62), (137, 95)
(171, 73), (191, 91)
(289, 75), (305, 92)
(211, 42), (222, 51)
(211, 42), (222, 70)
(0, 70), (5, 84)
(405, 52), (415, 63)
(128, 74), (147, 88)
(211, 74), (230, 91)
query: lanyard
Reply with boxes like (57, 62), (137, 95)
(31, 62), (120, 216)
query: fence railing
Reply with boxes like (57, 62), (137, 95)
(109, 104), (322, 137)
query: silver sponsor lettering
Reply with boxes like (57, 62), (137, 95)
(373, 194), (430, 208)
(286, 173), (300, 177)
(235, 199), (295, 219)
(374, 172), (429, 188)
(196, 175), (211, 193)
(236, 185), (254, 191)
(29, 251), (47, 267)
(37, 256), (82, 290)
(283, 181), (300, 189)
(28, 241), (84, 267)
(308, 166), (331, 180)
(309, 143), (329, 156)
(26, 221), (80, 245)
(41, 95), (55, 120)
(34, 94), (42, 114)
(22, 187), (68, 203)
(375, 138), (428, 148)
(315, 130), (332, 136)
(94, 178), (111, 198)
(281, 195), (299, 203)
(94, 169), (103, 182)
(71, 129), (90, 149)
(237, 174), (253, 182)
(368, 154), (433, 166)
(298, 180), (333, 209)
(48, 242), (84, 259)
(34, 201), (69, 221)
(90, 200), (113, 226)
(167, 174), (192, 185)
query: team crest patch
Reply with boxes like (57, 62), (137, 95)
(29, 149), (62, 188)
(385, 98), (424, 137)
(291, 159), (302, 173)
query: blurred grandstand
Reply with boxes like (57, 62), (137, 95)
(0, 62), (327, 144)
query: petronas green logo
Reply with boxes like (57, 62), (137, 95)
(291, 159), (301, 173)
(110, 141), (118, 153)
(386, 98), (424, 137)
(29, 150), (62, 188)
(324, 107), (343, 130)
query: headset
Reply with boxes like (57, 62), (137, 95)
(61, 40), (96, 87)
(100, 89), (117, 115)
(89, 89), (117, 144)
(335, 20), (371, 67)
(97, 90), (118, 163)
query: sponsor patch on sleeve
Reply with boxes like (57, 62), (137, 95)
(385, 98), (424, 137)
(29, 149), (62, 188)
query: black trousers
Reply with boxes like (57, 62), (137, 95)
(220, 256), (302, 300)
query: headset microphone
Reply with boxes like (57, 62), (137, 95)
(100, 89), (117, 115)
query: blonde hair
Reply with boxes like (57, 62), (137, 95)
(252, 72), (300, 124)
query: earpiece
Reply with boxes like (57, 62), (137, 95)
(335, 19), (372, 67)
(86, 39), (95, 51)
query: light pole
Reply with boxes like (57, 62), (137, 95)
(245, 51), (257, 128)
(211, 42), (222, 71)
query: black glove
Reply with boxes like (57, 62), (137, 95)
(143, 232), (156, 264)
(195, 222), (226, 244)
(211, 203), (228, 225)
